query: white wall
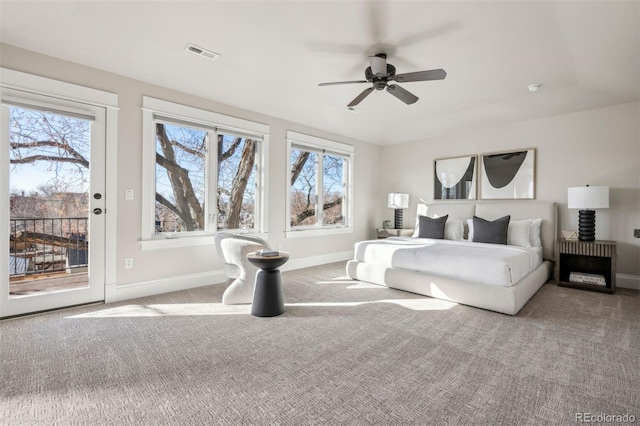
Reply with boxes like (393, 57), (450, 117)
(380, 102), (640, 279)
(1, 44), (382, 294)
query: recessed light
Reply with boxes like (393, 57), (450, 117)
(528, 83), (542, 92)
(346, 106), (362, 113)
(185, 44), (219, 60)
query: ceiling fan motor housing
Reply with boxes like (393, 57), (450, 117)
(365, 64), (396, 90)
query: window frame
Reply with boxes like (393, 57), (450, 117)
(285, 131), (354, 238)
(141, 97), (269, 250)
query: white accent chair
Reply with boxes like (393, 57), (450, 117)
(214, 233), (271, 305)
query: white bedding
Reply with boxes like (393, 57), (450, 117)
(354, 237), (543, 287)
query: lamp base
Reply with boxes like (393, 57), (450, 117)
(394, 209), (404, 229)
(578, 209), (596, 241)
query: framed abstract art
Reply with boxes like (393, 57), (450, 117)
(480, 149), (535, 199)
(434, 155), (476, 200)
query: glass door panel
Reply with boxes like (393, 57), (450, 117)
(1, 92), (105, 317)
(9, 106), (91, 296)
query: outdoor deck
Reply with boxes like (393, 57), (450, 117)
(9, 272), (88, 296)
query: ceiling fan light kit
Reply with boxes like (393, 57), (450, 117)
(319, 53), (446, 107)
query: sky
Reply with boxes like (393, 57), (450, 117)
(10, 162), (89, 195)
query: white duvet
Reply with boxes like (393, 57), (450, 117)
(353, 237), (543, 287)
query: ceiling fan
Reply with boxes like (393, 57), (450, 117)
(318, 53), (446, 107)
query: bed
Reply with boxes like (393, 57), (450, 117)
(346, 201), (557, 315)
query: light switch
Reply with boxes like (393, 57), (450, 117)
(125, 189), (134, 200)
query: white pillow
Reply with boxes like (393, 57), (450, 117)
(508, 219), (532, 247)
(530, 218), (542, 247)
(467, 218), (474, 241)
(413, 216), (464, 240)
(445, 219), (464, 240)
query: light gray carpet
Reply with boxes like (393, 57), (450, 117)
(1, 262), (639, 425)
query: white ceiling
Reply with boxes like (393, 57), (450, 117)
(1, 1), (638, 145)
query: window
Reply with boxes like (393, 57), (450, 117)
(142, 97), (268, 248)
(286, 131), (353, 237)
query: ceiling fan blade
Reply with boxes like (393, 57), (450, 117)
(318, 80), (368, 87)
(393, 69), (447, 83)
(348, 87), (375, 107)
(368, 55), (387, 76)
(386, 84), (418, 105)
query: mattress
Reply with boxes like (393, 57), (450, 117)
(353, 237), (543, 287)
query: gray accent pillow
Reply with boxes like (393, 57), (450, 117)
(472, 215), (510, 245)
(418, 215), (448, 239)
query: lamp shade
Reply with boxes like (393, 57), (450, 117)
(388, 193), (409, 209)
(567, 186), (609, 209)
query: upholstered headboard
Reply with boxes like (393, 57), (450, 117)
(419, 201), (557, 261)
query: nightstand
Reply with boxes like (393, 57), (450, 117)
(556, 239), (616, 293)
(377, 228), (414, 239)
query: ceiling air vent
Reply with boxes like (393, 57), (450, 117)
(185, 44), (219, 60)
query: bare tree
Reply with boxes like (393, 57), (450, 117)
(8, 107), (92, 260)
(155, 123), (205, 231)
(320, 154), (344, 225)
(155, 125), (258, 232)
(9, 107), (91, 239)
(224, 139), (256, 229)
(10, 106), (344, 233)
(290, 151), (310, 186)
(10, 107), (90, 192)
(289, 150), (344, 226)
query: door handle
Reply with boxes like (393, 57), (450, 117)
(93, 208), (103, 215)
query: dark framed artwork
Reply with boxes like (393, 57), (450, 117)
(434, 155), (476, 200)
(480, 149), (535, 199)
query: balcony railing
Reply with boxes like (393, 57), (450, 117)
(9, 217), (88, 277)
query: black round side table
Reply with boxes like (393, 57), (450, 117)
(247, 252), (289, 317)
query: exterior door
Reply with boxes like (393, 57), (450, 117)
(0, 89), (106, 317)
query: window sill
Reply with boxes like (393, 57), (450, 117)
(285, 227), (353, 239)
(140, 232), (269, 251)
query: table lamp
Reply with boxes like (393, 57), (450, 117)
(567, 185), (609, 241)
(388, 193), (409, 229)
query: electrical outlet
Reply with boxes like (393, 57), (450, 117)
(634, 229), (640, 238)
(125, 257), (134, 269)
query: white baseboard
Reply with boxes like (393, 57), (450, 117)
(108, 250), (354, 303)
(281, 250), (353, 272)
(113, 270), (227, 303)
(617, 274), (640, 291)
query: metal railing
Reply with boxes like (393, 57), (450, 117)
(9, 217), (88, 277)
